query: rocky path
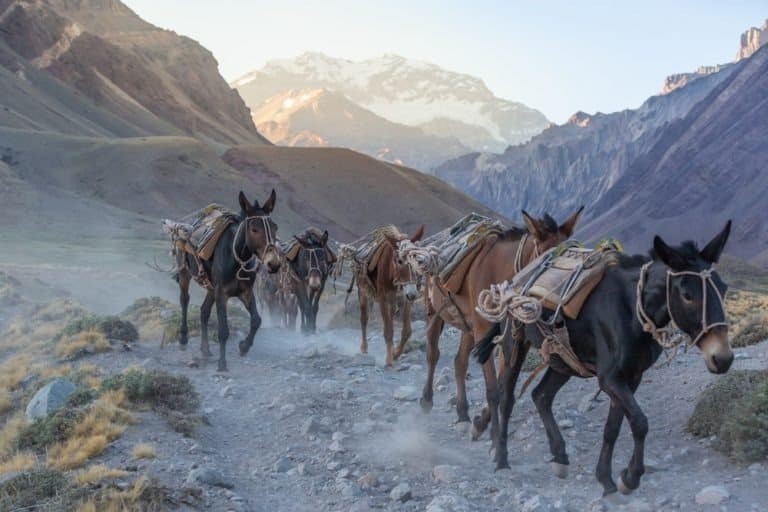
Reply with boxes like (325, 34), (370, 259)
(88, 321), (768, 512)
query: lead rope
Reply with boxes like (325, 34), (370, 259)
(636, 262), (729, 365)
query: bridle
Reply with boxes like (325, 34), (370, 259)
(391, 239), (425, 293)
(636, 261), (728, 349)
(232, 215), (278, 281)
(513, 233), (541, 274)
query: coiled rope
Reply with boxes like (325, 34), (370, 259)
(475, 280), (542, 324)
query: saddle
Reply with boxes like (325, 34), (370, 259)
(281, 227), (337, 264)
(422, 213), (506, 293)
(513, 240), (622, 319)
(163, 204), (239, 261)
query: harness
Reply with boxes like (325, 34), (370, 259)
(635, 261), (728, 350)
(232, 215), (277, 281)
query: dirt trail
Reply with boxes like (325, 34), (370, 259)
(83, 318), (768, 512)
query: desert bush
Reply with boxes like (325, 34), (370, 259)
(76, 475), (170, 512)
(731, 312), (768, 348)
(73, 464), (128, 486)
(101, 369), (200, 435)
(688, 370), (768, 461)
(0, 451), (37, 474)
(16, 407), (84, 451)
(0, 391), (13, 415)
(0, 272), (22, 307)
(121, 297), (177, 340)
(717, 379), (768, 461)
(54, 330), (112, 359)
(0, 469), (67, 510)
(59, 315), (139, 342)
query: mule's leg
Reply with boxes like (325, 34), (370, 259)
(214, 288), (230, 372)
(238, 288), (261, 356)
(531, 367), (571, 477)
(311, 288), (322, 333)
(380, 295), (395, 367)
(595, 399), (625, 495)
(420, 314), (444, 413)
(602, 375), (646, 495)
(473, 347), (503, 439)
(454, 331), (474, 423)
(178, 271), (191, 349)
(358, 290), (369, 354)
(200, 291), (215, 357)
(495, 337), (530, 470)
(394, 299), (412, 359)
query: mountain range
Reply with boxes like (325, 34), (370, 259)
(233, 52), (550, 167)
(0, 0), (497, 243)
(435, 20), (768, 266)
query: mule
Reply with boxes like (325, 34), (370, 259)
(175, 190), (280, 371)
(285, 229), (336, 334)
(403, 209), (583, 453)
(354, 225), (425, 366)
(474, 222), (734, 496)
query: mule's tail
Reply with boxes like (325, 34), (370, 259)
(473, 322), (501, 364)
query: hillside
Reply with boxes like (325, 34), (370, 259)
(0, 0), (267, 144)
(435, 28), (768, 265)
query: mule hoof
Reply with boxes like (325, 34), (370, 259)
(550, 462), (569, 479)
(238, 341), (250, 357)
(494, 461), (511, 472)
(471, 421), (482, 441)
(617, 475), (634, 495)
(419, 397), (433, 413)
(217, 363), (228, 372)
(454, 421), (471, 435)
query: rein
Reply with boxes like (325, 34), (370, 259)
(232, 215), (277, 281)
(635, 261), (728, 350)
(513, 233), (540, 274)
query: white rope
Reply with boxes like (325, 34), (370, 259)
(397, 239), (440, 277)
(232, 215), (275, 281)
(475, 280), (542, 324)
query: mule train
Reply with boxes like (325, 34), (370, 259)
(162, 189), (734, 496)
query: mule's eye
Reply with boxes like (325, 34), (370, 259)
(682, 291), (694, 303)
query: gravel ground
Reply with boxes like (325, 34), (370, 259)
(81, 315), (768, 512)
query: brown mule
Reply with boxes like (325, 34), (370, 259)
(409, 209), (582, 448)
(354, 225), (425, 366)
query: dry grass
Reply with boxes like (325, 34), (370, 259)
(74, 464), (129, 486)
(46, 390), (133, 470)
(0, 413), (28, 458)
(0, 452), (37, 474)
(0, 391), (13, 415)
(0, 354), (33, 393)
(76, 475), (167, 512)
(2, 299), (88, 351)
(131, 443), (156, 460)
(54, 330), (112, 359)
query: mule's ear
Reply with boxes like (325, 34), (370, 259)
(700, 220), (731, 264)
(522, 210), (545, 240)
(261, 189), (276, 214)
(653, 235), (687, 270)
(410, 224), (425, 243)
(559, 205), (584, 237)
(321, 230), (329, 246)
(238, 191), (251, 213)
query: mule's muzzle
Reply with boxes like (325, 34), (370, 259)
(263, 249), (281, 274)
(404, 283), (418, 302)
(308, 272), (322, 291)
(700, 326), (733, 374)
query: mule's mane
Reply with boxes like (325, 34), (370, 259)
(499, 225), (527, 241)
(541, 214), (558, 233)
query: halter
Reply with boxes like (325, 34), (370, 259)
(396, 239), (439, 277)
(513, 233), (541, 274)
(635, 261), (728, 350)
(392, 239), (423, 292)
(232, 215), (277, 281)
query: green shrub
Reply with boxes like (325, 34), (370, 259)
(0, 469), (67, 510)
(102, 369), (200, 435)
(16, 408), (84, 451)
(58, 315), (139, 342)
(688, 370), (768, 461)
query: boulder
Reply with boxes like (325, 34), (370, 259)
(25, 378), (75, 420)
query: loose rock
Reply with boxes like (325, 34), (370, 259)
(695, 485), (730, 505)
(25, 378), (75, 420)
(390, 482), (412, 502)
(186, 467), (234, 489)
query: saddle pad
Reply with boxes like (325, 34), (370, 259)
(421, 213), (505, 283)
(515, 245), (619, 319)
(167, 204), (239, 261)
(442, 238), (487, 294)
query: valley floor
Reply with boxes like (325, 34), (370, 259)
(82, 321), (768, 512)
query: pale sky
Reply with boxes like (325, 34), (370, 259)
(125, 1), (766, 123)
